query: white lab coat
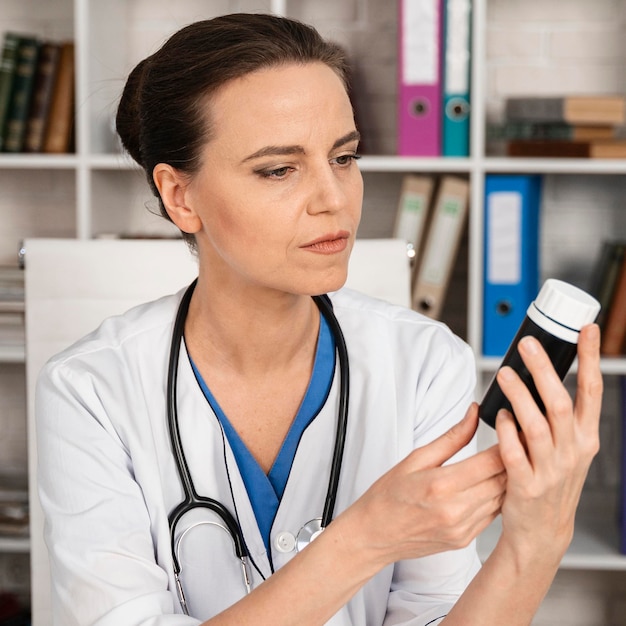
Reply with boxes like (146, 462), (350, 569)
(36, 288), (481, 626)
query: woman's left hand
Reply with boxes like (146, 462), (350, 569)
(494, 323), (603, 567)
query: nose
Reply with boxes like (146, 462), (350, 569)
(306, 162), (349, 215)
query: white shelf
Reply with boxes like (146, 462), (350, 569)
(478, 517), (626, 571)
(0, 154), (79, 169)
(483, 157), (626, 175)
(358, 155), (473, 173)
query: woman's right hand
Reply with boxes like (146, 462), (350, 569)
(339, 404), (506, 569)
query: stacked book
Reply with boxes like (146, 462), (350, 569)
(0, 266), (25, 352)
(0, 473), (28, 539)
(487, 95), (626, 158)
(0, 32), (75, 154)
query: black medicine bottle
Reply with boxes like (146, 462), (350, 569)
(479, 279), (601, 429)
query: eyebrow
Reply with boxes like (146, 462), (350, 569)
(241, 130), (361, 163)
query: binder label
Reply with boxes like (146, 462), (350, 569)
(402, 0), (440, 85)
(421, 196), (462, 284)
(487, 191), (522, 284)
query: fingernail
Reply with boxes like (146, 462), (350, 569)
(519, 335), (539, 355)
(498, 366), (515, 381)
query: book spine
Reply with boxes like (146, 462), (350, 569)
(621, 375), (626, 554)
(4, 36), (40, 153)
(0, 33), (21, 151)
(600, 253), (626, 356)
(23, 42), (61, 153)
(505, 97), (564, 123)
(487, 122), (613, 141)
(506, 139), (591, 158)
(43, 41), (75, 154)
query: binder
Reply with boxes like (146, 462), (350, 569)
(482, 174), (542, 357)
(411, 175), (469, 317)
(442, 0), (471, 157)
(392, 174), (435, 273)
(398, 0), (444, 156)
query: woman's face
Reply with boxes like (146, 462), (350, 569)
(182, 62), (363, 298)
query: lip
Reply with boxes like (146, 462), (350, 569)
(301, 231), (350, 254)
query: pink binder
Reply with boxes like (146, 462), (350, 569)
(398, 0), (444, 156)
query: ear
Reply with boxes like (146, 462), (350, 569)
(152, 163), (202, 234)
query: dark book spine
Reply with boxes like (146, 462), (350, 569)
(0, 33), (21, 151)
(23, 41), (61, 153)
(4, 36), (40, 153)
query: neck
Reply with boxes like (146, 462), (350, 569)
(184, 277), (321, 377)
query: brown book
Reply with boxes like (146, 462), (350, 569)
(507, 139), (626, 159)
(23, 41), (61, 153)
(505, 95), (626, 126)
(601, 254), (626, 356)
(43, 41), (74, 154)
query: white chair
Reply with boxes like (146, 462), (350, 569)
(24, 237), (410, 624)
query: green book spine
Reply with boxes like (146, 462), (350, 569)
(24, 42), (61, 153)
(0, 33), (22, 151)
(4, 36), (40, 153)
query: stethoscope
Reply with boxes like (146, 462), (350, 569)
(167, 279), (350, 614)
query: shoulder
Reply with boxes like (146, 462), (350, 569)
(330, 287), (473, 365)
(42, 290), (182, 377)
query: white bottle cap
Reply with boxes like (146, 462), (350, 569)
(526, 279), (601, 343)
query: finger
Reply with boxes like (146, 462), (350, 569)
(439, 444), (506, 492)
(496, 364), (554, 468)
(574, 324), (603, 439)
(517, 335), (575, 449)
(495, 408), (533, 481)
(408, 403), (479, 470)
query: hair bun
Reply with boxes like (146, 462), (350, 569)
(115, 57), (151, 166)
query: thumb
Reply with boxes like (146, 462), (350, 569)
(408, 403), (479, 470)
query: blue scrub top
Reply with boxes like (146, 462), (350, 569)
(190, 313), (336, 554)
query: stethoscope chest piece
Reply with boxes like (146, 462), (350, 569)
(295, 518), (324, 552)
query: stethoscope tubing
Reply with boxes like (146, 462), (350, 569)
(166, 280), (350, 600)
(167, 279), (247, 575)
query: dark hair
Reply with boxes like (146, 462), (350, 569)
(116, 13), (350, 248)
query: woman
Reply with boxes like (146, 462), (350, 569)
(36, 13), (602, 626)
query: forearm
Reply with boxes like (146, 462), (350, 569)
(202, 512), (377, 626)
(442, 535), (563, 625)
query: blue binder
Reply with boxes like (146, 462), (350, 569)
(482, 174), (542, 356)
(442, 0), (471, 157)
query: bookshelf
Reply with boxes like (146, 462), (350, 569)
(0, 0), (625, 622)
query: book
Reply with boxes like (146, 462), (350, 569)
(601, 252), (626, 356)
(43, 41), (75, 154)
(0, 32), (22, 152)
(398, 0), (444, 156)
(506, 139), (626, 159)
(23, 41), (61, 153)
(411, 175), (469, 318)
(3, 35), (40, 153)
(505, 95), (626, 126)
(618, 376), (626, 554)
(393, 174), (436, 274)
(588, 241), (626, 332)
(487, 122), (616, 142)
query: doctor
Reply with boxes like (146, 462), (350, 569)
(36, 13), (602, 626)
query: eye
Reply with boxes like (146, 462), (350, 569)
(332, 153), (361, 167)
(257, 166), (293, 179)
